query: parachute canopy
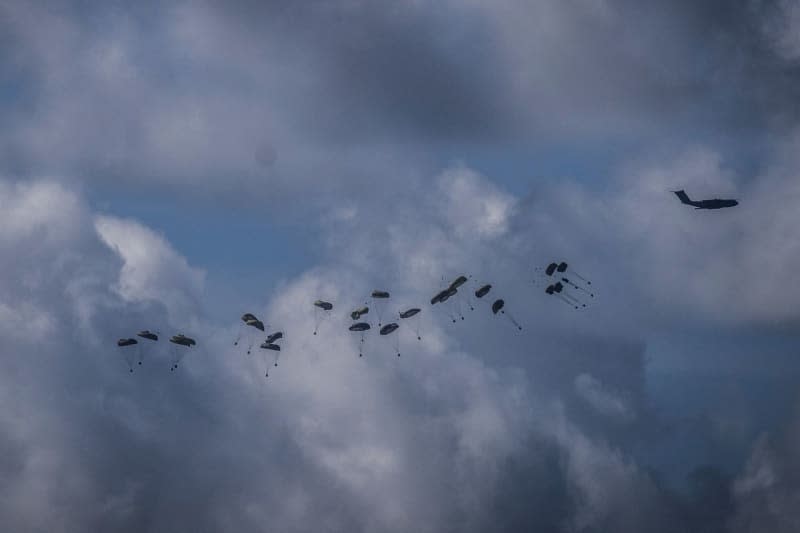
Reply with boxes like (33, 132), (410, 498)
(241, 313), (258, 323)
(380, 323), (399, 335)
(431, 287), (457, 305)
(349, 322), (371, 332)
(399, 308), (420, 319)
(117, 338), (137, 347)
(545, 263), (558, 277)
(170, 334), (196, 347)
(448, 275), (468, 290)
(245, 318), (265, 331)
(260, 342), (281, 351)
(351, 306), (369, 320)
(371, 290), (390, 299)
(314, 300), (333, 311)
(137, 330), (158, 341)
(475, 284), (492, 298)
(266, 331), (283, 343)
(492, 299), (505, 314)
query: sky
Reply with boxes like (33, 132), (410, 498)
(2, 1), (800, 531)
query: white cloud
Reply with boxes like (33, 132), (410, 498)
(94, 215), (206, 326)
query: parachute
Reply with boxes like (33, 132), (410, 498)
(539, 261), (593, 308)
(491, 299), (522, 331)
(475, 284), (492, 298)
(246, 319), (265, 331)
(313, 300), (333, 335)
(448, 276), (468, 291)
(351, 306), (369, 320)
(259, 342), (281, 377)
(168, 334), (196, 371)
(314, 300), (333, 311)
(349, 322), (371, 357)
(448, 275), (475, 315)
(234, 313), (265, 354)
(399, 308), (420, 318)
(371, 290), (391, 327)
(399, 307), (422, 340)
(431, 284), (464, 323)
(556, 262), (591, 285)
(380, 322), (401, 357)
(134, 330), (158, 367)
(266, 331), (283, 343)
(430, 288), (456, 305)
(545, 281), (584, 309)
(491, 299), (504, 314)
(116, 338), (139, 373)
(137, 330), (158, 341)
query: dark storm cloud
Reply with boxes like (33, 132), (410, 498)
(3, 0), (800, 209)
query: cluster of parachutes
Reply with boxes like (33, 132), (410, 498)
(535, 261), (594, 309)
(115, 261), (592, 375)
(234, 313), (285, 377)
(116, 331), (196, 372)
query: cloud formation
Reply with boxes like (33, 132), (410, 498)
(2, 1), (800, 532)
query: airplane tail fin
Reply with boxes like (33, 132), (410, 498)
(673, 190), (694, 205)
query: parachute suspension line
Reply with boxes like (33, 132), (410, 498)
(502, 310), (523, 331)
(563, 278), (594, 298)
(556, 294), (579, 309)
(572, 271), (591, 286)
(393, 333), (400, 357)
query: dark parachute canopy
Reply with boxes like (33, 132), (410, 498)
(351, 306), (369, 320)
(448, 275), (468, 290)
(491, 299), (504, 314)
(314, 300), (333, 311)
(399, 308), (420, 319)
(169, 334), (196, 347)
(475, 284), (492, 298)
(266, 331), (284, 343)
(117, 338), (137, 347)
(137, 330), (158, 341)
(380, 323), (399, 335)
(431, 288), (457, 305)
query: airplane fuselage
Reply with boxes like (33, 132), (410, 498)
(673, 190), (738, 209)
(694, 199), (739, 209)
